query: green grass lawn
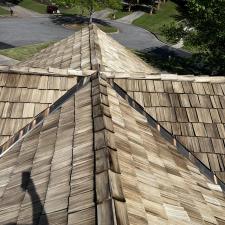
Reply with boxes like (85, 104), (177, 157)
(0, 6), (9, 15)
(60, 5), (89, 16)
(19, 0), (47, 14)
(133, 1), (180, 43)
(0, 42), (53, 61)
(109, 10), (131, 20)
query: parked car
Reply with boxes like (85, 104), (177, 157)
(46, 5), (58, 14)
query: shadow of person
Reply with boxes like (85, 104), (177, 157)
(5, 171), (49, 225)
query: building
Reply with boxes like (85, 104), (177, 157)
(0, 25), (224, 225)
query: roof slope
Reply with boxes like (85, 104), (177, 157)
(18, 25), (159, 74)
(0, 74), (225, 225)
(0, 78), (95, 225)
(0, 66), (82, 145)
(108, 77), (225, 225)
(1, 26), (225, 225)
(113, 74), (225, 183)
(18, 27), (92, 70)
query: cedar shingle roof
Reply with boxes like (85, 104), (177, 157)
(0, 66), (84, 145)
(0, 25), (225, 225)
(0, 74), (225, 225)
(111, 73), (225, 183)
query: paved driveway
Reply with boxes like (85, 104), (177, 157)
(0, 16), (74, 48)
(0, 14), (190, 59)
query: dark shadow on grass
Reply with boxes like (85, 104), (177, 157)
(4, 171), (49, 225)
(0, 42), (15, 50)
(166, 0), (189, 22)
(136, 46), (209, 75)
(50, 14), (110, 27)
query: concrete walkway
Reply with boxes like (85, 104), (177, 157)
(93, 8), (113, 19)
(0, 54), (19, 65)
(116, 11), (145, 24)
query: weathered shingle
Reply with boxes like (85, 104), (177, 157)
(0, 25), (225, 225)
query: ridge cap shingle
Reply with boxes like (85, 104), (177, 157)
(0, 65), (96, 77)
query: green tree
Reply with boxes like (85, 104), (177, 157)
(163, 0), (225, 74)
(107, 0), (122, 19)
(76, 0), (121, 23)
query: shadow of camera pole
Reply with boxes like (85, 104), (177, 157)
(5, 171), (49, 225)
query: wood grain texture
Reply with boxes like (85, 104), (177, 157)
(1, 25), (225, 225)
(108, 82), (225, 225)
(0, 83), (95, 225)
(114, 78), (225, 183)
(0, 71), (77, 145)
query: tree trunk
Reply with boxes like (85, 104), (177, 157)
(89, 12), (93, 24)
(149, 6), (153, 14)
(89, 4), (93, 24)
(113, 9), (116, 20)
(157, 2), (160, 10)
(128, 3), (131, 12)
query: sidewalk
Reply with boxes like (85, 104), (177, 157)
(116, 11), (145, 24)
(93, 8), (113, 19)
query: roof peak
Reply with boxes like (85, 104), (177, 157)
(17, 25), (159, 74)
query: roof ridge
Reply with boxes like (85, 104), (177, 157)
(90, 73), (130, 224)
(109, 78), (225, 192)
(0, 75), (91, 157)
(0, 65), (96, 77)
(103, 71), (225, 83)
(90, 24), (104, 70)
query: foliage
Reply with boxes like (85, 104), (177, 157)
(0, 6), (9, 15)
(107, 0), (122, 11)
(53, 0), (121, 21)
(162, 0), (225, 74)
(161, 21), (185, 44)
(133, 1), (180, 43)
(52, 0), (75, 7)
(54, 0), (121, 12)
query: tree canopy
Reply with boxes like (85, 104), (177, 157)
(163, 0), (225, 74)
(53, 0), (122, 22)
